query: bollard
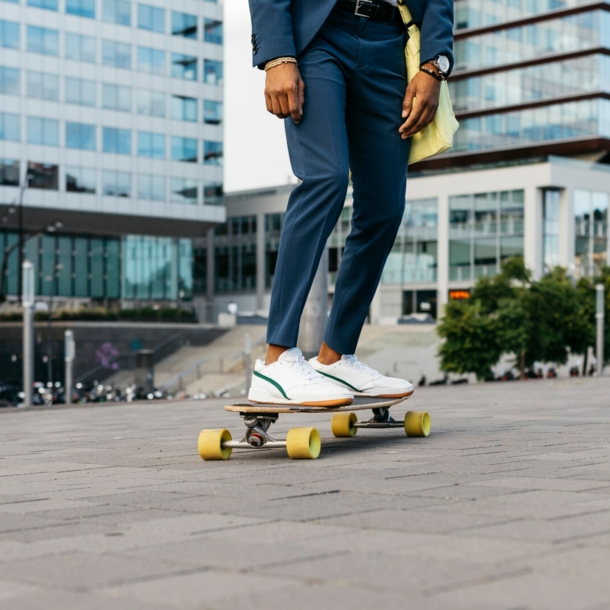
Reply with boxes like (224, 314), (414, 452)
(64, 330), (75, 406)
(22, 261), (35, 409)
(134, 349), (154, 393)
(596, 284), (605, 376)
(244, 331), (252, 391)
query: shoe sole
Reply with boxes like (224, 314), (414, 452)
(352, 389), (415, 399)
(249, 397), (354, 408)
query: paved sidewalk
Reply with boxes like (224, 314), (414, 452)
(0, 377), (609, 610)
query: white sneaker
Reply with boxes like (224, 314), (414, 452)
(309, 354), (414, 398)
(248, 347), (354, 407)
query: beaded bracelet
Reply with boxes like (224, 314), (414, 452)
(264, 57), (298, 72)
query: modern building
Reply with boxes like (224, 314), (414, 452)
(0, 0), (224, 305)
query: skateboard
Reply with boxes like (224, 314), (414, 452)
(197, 395), (430, 461)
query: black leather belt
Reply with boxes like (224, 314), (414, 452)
(336, 0), (400, 21)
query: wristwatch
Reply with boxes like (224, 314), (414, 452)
(431, 55), (450, 79)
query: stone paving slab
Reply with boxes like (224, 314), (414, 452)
(0, 376), (609, 609)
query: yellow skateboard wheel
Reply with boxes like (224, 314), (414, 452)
(331, 412), (358, 438)
(404, 411), (431, 437)
(286, 427), (321, 459)
(198, 428), (232, 460)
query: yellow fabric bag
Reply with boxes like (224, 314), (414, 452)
(397, 2), (459, 164)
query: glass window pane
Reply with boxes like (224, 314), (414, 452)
(28, 0), (57, 10)
(171, 178), (197, 204)
(27, 116), (58, 145)
(172, 11), (197, 38)
(27, 71), (59, 100)
(204, 19), (222, 44)
(103, 0), (131, 24)
(204, 100), (223, 124)
(136, 89), (165, 117)
(27, 26), (58, 56)
(203, 59), (223, 85)
(102, 170), (130, 196)
(0, 66), (19, 96)
(204, 141), (223, 165)
(102, 83), (131, 111)
(171, 95), (197, 122)
(65, 32), (96, 62)
(137, 131), (165, 158)
(137, 46), (165, 75)
(66, 0), (95, 18)
(65, 77), (96, 106)
(0, 113), (20, 141)
(138, 4), (164, 32)
(171, 136), (197, 162)
(27, 162), (58, 190)
(0, 159), (20, 186)
(66, 122), (96, 150)
(102, 127), (131, 154)
(102, 39), (131, 69)
(0, 20), (20, 49)
(171, 53), (197, 80)
(66, 166), (96, 193)
(73, 237), (89, 296)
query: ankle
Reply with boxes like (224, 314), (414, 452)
(317, 342), (342, 366)
(265, 344), (291, 366)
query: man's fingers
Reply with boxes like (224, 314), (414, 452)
(270, 95), (286, 119)
(402, 88), (415, 119)
(278, 91), (291, 119)
(264, 93), (273, 114)
(287, 89), (302, 124)
(402, 106), (435, 139)
(399, 99), (426, 134)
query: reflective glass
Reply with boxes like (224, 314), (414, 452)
(138, 4), (164, 32)
(102, 83), (131, 111)
(204, 100), (223, 124)
(66, 166), (96, 193)
(66, 122), (96, 150)
(65, 33), (96, 63)
(27, 71), (58, 100)
(0, 66), (19, 95)
(171, 53), (197, 80)
(102, 170), (130, 196)
(27, 26), (58, 56)
(204, 141), (223, 165)
(102, 39), (131, 69)
(0, 159), (19, 186)
(171, 178), (198, 204)
(171, 136), (197, 162)
(171, 95), (197, 122)
(66, 0), (95, 18)
(203, 60), (223, 85)
(28, 0), (57, 10)
(106, 239), (120, 298)
(27, 116), (58, 145)
(65, 76), (96, 106)
(137, 131), (165, 158)
(0, 20), (19, 49)
(0, 113), (19, 141)
(137, 174), (166, 200)
(73, 237), (89, 296)
(136, 89), (165, 116)
(57, 236), (72, 296)
(27, 162), (58, 190)
(137, 46), (165, 75)
(102, 127), (131, 155)
(172, 11), (197, 38)
(574, 188), (609, 277)
(204, 183), (223, 206)
(103, 0), (131, 25)
(204, 19), (222, 44)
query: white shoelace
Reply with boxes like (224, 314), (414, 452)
(342, 355), (381, 378)
(285, 355), (324, 383)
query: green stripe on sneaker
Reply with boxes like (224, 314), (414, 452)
(318, 371), (361, 392)
(253, 370), (289, 399)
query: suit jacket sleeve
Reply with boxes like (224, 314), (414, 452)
(248, 0), (297, 69)
(419, 0), (455, 75)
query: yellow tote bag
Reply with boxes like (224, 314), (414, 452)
(398, 2), (459, 164)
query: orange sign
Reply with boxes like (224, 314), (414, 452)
(449, 290), (470, 300)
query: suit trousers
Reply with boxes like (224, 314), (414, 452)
(266, 6), (411, 355)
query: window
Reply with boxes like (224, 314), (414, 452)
(0, 159), (19, 186)
(172, 11), (197, 38)
(138, 4), (164, 32)
(0, 21), (19, 49)
(138, 174), (166, 201)
(27, 117), (58, 146)
(204, 59), (223, 85)
(65, 77), (96, 106)
(137, 131), (165, 159)
(204, 100), (223, 124)
(171, 178), (198, 204)
(171, 95), (197, 122)
(27, 162), (58, 190)
(66, 122), (96, 150)
(102, 83), (131, 111)
(66, 0), (95, 18)
(171, 136), (197, 162)
(103, 0), (131, 25)
(28, 0), (57, 10)
(204, 141), (223, 165)
(27, 71), (58, 100)
(171, 54), (197, 80)
(204, 182), (223, 206)
(102, 40), (131, 69)
(204, 19), (223, 44)
(102, 170), (130, 196)
(574, 189), (609, 277)
(65, 33), (96, 63)
(27, 26), (58, 56)
(0, 66), (19, 96)
(137, 46), (165, 74)
(103, 127), (131, 155)
(136, 90), (165, 117)
(66, 166), (96, 193)
(0, 113), (19, 141)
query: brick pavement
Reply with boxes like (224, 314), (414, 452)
(0, 376), (609, 609)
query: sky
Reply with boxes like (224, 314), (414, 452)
(224, 0), (295, 192)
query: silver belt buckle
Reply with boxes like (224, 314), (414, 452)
(354, 0), (373, 18)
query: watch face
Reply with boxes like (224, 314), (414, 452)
(437, 55), (450, 73)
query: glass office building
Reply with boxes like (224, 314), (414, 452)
(0, 0), (224, 304)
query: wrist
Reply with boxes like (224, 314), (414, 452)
(265, 56), (298, 72)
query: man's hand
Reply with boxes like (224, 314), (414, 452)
(265, 63), (305, 124)
(399, 68), (442, 139)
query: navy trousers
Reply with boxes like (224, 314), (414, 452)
(266, 7), (411, 355)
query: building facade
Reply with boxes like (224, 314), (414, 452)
(0, 0), (224, 304)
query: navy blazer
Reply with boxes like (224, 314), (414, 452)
(249, 0), (454, 73)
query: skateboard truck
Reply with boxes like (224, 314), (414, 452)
(222, 414), (287, 450)
(351, 406), (404, 429)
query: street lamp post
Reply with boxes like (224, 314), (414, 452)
(22, 261), (35, 408)
(596, 284), (605, 376)
(64, 330), (75, 406)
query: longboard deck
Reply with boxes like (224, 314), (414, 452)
(225, 395), (408, 414)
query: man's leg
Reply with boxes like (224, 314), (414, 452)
(265, 42), (351, 357)
(323, 21), (411, 356)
